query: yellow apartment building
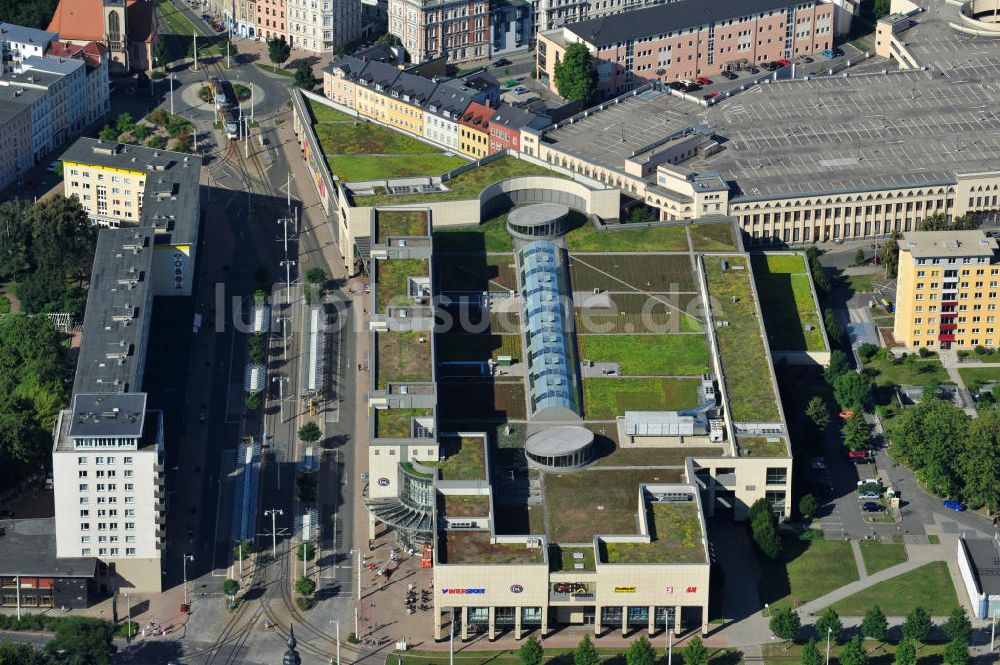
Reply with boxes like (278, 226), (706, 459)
(458, 101), (493, 159)
(62, 155), (146, 226)
(893, 230), (1000, 350)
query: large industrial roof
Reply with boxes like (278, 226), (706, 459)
(519, 240), (581, 421)
(541, 61), (1000, 202)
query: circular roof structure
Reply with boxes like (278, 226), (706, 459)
(525, 426), (594, 457)
(508, 203), (570, 228)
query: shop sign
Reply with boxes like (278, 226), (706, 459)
(614, 586), (637, 593)
(377, 477), (390, 486)
(441, 588), (485, 594)
(510, 584), (524, 593)
(665, 586), (674, 594)
(552, 582), (589, 595)
(686, 586), (698, 593)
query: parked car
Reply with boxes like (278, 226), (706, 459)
(822, 49), (840, 59)
(721, 70), (738, 80)
(46, 161), (59, 173)
(213, 22), (224, 31)
(858, 491), (881, 500)
(668, 81), (686, 90)
(696, 75), (712, 85)
(810, 457), (826, 470)
(838, 409), (854, 419)
(861, 502), (883, 513)
(748, 66), (761, 74)
(799, 55), (814, 63)
(848, 449), (871, 462)
(778, 58), (791, 66)
(943, 499), (966, 512)
(201, 13), (212, 20)
(763, 61), (780, 71)
(492, 58), (512, 68)
(703, 91), (720, 100)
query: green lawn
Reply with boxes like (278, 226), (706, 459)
(425, 436), (486, 481)
(308, 103), (355, 123)
(762, 641), (946, 665)
(375, 408), (433, 438)
(858, 540), (908, 575)
(738, 436), (789, 457)
(255, 63), (295, 77)
(752, 254), (826, 352)
(566, 222), (689, 252)
(958, 366), (1000, 390)
(376, 331), (433, 388)
(688, 222), (738, 251)
(845, 273), (877, 294)
(327, 155), (467, 182)
(603, 503), (705, 564)
(704, 257), (782, 422)
(759, 530), (859, 610)
(353, 157), (565, 206)
(314, 120), (442, 155)
(435, 334), (522, 363)
(156, 0), (209, 37)
(863, 354), (950, 388)
(830, 561), (958, 616)
(579, 334), (709, 375)
(433, 214), (514, 253)
(376, 210), (428, 240)
(375, 259), (428, 313)
(583, 377), (700, 419)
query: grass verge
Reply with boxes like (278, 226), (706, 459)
(829, 561), (958, 616)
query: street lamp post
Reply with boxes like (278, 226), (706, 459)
(193, 33), (198, 71)
(169, 74), (174, 115)
(182, 553), (195, 608)
(264, 508), (283, 557)
(125, 591), (131, 641)
(825, 627), (832, 665)
(280, 259), (296, 305)
(272, 375), (288, 422)
(330, 620), (340, 665)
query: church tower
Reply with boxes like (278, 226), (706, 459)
(102, 0), (129, 70)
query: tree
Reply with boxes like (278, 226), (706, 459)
(769, 606), (801, 644)
(853, 248), (866, 266)
(375, 33), (402, 47)
(805, 396), (831, 431)
(306, 267), (327, 285)
(294, 577), (316, 596)
(874, 0), (891, 18)
(833, 372), (873, 411)
(28, 195), (96, 286)
(942, 606), (972, 643)
(880, 230), (901, 279)
(625, 636), (656, 665)
(115, 112), (134, 134)
(751, 509), (781, 559)
(0, 638), (48, 665)
(222, 578), (239, 596)
(861, 605), (887, 643)
(825, 350), (851, 384)
(842, 410), (871, 451)
(857, 343), (880, 362)
(293, 62), (316, 90)
(46, 617), (115, 665)
(824, 309), (844, 347)
(98, 124), (118, 141)
(839, 636), (868, 665)
(298, 421), (322, 443)
(296, 541), (316, 560)
(234, 540), (251, 560)
(798, 494), (818, 520)
(942, 637), (969, 665)
(902, 606), (932, 644)
(573, 634), (599, 665)
(800, 639), (822, 665)
(889, 400), (967, 498)
(554, 42), (597, 104)
(0, 200), (33, 281)
(958, 409), (1000, 514)
(682, 636), (709, 665)
(518, 635), (543, 665)
(154, 38), (168, 70)
(132, 124), (150, 142)
(893, 638), (916, 665)
(267, 36), (291, 68)
(245, 392), (261, 410)
(814, 608), (843, 644)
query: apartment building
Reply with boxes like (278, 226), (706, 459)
(18, 56), (88, 145)
(892, 231), (1000, 351)
(286, 0), (362, 52)
(47, 41), (112, 126)
(0, 23), (58, 73)
(255, 0), (287, 41)
(488, 103), (546, 151)
(457, 100), (492, 157)
(491, 0), (532, 56)
(536, 0), (835, 97)
(0, 94), (33, 190)
(388, 0), (492, 63)
(237, 0), (259, 38)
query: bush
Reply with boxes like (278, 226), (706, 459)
(245, 392), (261, 410)
(233, 83), (251, 101)
(857, 343), (879, 362)
(115, 621), (139, 638)
(918, 346), (932, 358)
(98, 125), (118, 141)
(222, 578), (239, 596)
(295, 540), (316, 561)
(198, 86), (212, 103)
(247, 332), (267, 363)
(298, 421), (322, 444)
(294, 577), (316, 596)
(295, 596), (316, 611)
(347, 632), (361, 644)
(151, 71), (166, 80)
(132, 124), (150, 142)
(975, 345), (989, 356)
(234, 540), (251, 560)
(297, 471), (317, 504)
(147, 135), (167, 149)
(305, 267), (327, 285)
(798, 494), (818, 520)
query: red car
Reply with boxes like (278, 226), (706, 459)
(778, 58), (791, 67)
(848, 449), (871, 462)
(703, 91), (720, 100)
(696, 76), (712, 85)
(213, 22), (224, 32)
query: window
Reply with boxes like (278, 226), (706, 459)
(78, 456), (87, 465)
(766, 468), (787, 485)
(80, 523), (90, 530)
(79, 510), (89, 517)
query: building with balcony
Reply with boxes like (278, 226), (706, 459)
(388, 0), (492, 63)
(286, 0), (362, 52)
(0, 23), (59, 73)
(893, 230), (1000, 350)
(491, 0), (532, 56)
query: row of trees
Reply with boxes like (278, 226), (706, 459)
(770, 604), (972, 665)
(0, 196), (96, 314)
(0, 616), (116, 665)
(518, 633), (711, 665)
(888, 398), (1000, 512)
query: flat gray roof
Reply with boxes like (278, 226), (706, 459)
(71, 228), (154, 395)
(0, 23), (58, 47)
(900, 230), (998, 258)
(963, 538), (1000, 596)
(542, 69), (1000, 201)
(524, 425), (594, 456)
(0, 518), (96, 578)
(895, 0), (1000, 79)
(60, 139), (202, 247)
(67, 393), (147, 438)
(21, 54), (84, 77)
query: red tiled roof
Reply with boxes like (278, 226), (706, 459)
(459, 101), (493, 131)
(47, 40), (107, 69)
(48, 0), (154, 44)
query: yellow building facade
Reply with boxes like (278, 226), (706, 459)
(893, 231), (1000, 350)
(63, 159), (146, 226)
